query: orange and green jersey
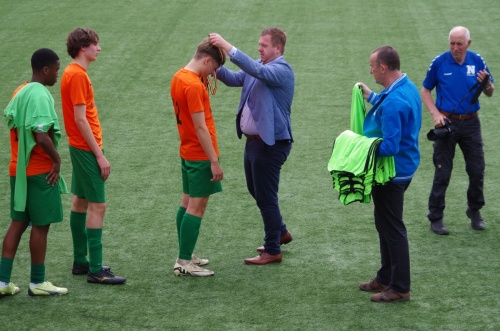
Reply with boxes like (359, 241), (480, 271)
(5, 81), (67, 211)
(8, 82), (52, 176)
(170, 68), (219, 161)
(60, 62), (103, 150)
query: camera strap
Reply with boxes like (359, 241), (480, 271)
(470, 75), (490, 104)
(447, 75), (489, 117)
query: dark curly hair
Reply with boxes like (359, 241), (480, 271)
(31, 48), (59, 71)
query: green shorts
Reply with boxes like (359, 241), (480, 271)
(69, 146), (106, 203)
(10, 174), (63, 226)
(181, 158), (222, 198)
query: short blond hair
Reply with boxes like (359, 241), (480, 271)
(261, 27), (287, 54)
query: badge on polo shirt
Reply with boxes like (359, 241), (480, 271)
(466, 65), (475, 76)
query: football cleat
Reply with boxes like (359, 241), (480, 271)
(28, 281), (68, 296)
(0, 282), (20, 297)
(173, 260), (214, 277)
(87, 268), (126, 285)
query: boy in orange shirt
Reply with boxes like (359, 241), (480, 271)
(60, 27), (125, 285)
(170, 37), (225, 276)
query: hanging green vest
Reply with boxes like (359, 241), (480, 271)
(327, 85), (395, 205)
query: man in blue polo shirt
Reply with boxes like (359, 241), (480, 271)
(422, 26), (495, 235)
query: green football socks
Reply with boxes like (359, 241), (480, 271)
(87, 228), (103, 274)
(176, 206), (187, 246)
(0, 257), (14, 283)
(179, 213), (201, 260)
(70, 211), (88, 266)
(30, 263), (45, 284)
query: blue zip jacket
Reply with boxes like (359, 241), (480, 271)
(364, 74), (422, 182)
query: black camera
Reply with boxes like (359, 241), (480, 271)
(427, 123), (456, 141)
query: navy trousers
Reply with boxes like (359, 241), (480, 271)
(428, 116), (485, 221)
(372, 181), (411, 293)
(243, 138), (291, 255)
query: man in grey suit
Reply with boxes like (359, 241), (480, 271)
(209, 27), (294, 265)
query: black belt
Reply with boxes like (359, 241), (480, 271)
(244, 134), (261, 140)
(440, 110), (478, 120)
(244, 134), (291, 144)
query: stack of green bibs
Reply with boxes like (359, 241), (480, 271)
(328, 130), (395, 205)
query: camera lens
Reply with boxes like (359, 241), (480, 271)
(427, 124), (455, 141)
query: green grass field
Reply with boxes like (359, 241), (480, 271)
(0, 0), (499, 330)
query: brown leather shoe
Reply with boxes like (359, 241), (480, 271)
(359, 278), (389, 292)
(244, 252), (282, 265)
(256, 232), (293, 252)
(370, 289), (410, 302)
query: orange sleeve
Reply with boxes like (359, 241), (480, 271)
(69, 71), (90, 106)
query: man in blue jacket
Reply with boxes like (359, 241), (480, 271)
(209, 27), (294, 265)
(357, 46), (422, 302)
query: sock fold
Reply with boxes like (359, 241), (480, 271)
(31, 263), (45, 284)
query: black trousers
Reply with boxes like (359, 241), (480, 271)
(428, 116), (485, 221)
(372, 181), (411, 293)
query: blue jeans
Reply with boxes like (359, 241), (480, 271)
(427, 116), (485, 221)
(244, 139), (291, 255)
(372, 181), (411, 293)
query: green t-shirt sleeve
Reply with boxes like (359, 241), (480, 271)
(28, 86), (56, 133)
